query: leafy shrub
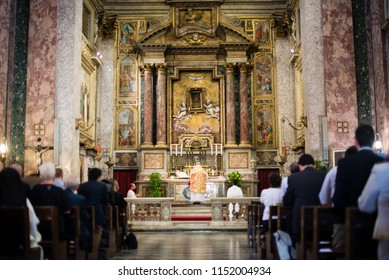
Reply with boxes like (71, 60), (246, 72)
(149, 172), (162, 197)
(227, 171), (242, 187)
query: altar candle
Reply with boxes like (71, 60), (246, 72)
(180, 144), (183, 156)
(215, 145), (218, 155)
(170, 144), (173, 156)
(175, 144), (178, 156)
(211, 144), (213, 156)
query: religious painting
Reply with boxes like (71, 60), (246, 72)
(114, 151), (137, 167)
(119, 57), (137, 98)
(174, 7), (216, 38)
(144, 153), (164, 169)
(171, 71), (220, 143)
(117, 107), (137, 149)
(256, 107), (275, 148)
(254, 55), (273, 96)
(245, 20), (254, 35)
(120, 22), (136, 47)
(254, 20), (270, 45)
(138, 20), (147, 35)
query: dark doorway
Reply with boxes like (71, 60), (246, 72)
(113, 170), (138, 197)
(257, 168), (279, 196)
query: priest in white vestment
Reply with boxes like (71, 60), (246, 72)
(190, 162), (208, 204)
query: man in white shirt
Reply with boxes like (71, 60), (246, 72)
(126, 183), (139, 198)
(260, 173), (282, 232)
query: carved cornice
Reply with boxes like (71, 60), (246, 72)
(271, 11), (291, 39)
(97, 12), (118, 39)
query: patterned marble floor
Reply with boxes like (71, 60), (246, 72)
(112, 231), (257, 260)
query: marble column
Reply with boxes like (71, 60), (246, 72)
(24, 0), (58, 174)
(100, 39), (115, 167)
(143, 64), (153, 146)
(322, 0), (358, 152)
(54, 0), (83, 176)
(275, 38), (294, 150)
(156, 63), (167, 146)
(239, 63), (250, 146)
(370, 0), (389, 152)
(225, 63), (236, 145)
(300, 0), (326, 158)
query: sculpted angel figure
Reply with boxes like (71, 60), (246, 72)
(204, 100), (220, 120)
(173, 102), (192, 121)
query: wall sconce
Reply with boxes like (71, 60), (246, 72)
(91, 52), (103, 66)
(281, 116), (307, 131)
(75, 117), (101, 132)
(374, 133), (382, 153)
(0, 137), (8, 164)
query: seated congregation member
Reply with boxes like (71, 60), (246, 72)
(30, 163), (71, 240)
(332, 125), (383, 251)
(0, 167), (43, 258)
(260, 173), (282, 233)
(283, 154), (326, 243)
(78, 168), (109, 259)
(10, 163), (32, 199)
(358, 162), (389, 260)
(64, 175), (90, 252)
(53, 167), (65, 190)
(319, 146), (358, 206)
(280, 162), (299, 197)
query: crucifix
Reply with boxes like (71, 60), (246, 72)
(26, 137), (52, 174)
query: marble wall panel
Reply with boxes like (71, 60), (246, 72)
(55, 0), (83, 177)
(0, 0), (11, 139)
(24, 0), (57, 173)
(322, 0), (358, 151)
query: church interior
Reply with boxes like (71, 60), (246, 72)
(1, 0), (389, 260)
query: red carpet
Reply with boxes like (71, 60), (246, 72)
(171, 216), (212, 221)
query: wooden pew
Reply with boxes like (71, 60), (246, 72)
(65, 206), (88, 260)
(104, 205), (117, 258)
(254, 204), (264, 257)
(85, 206), (102, 260)
(305, 206), (343, 260)
(0, 207), (41, 260)
(265, 205), (279, 260)
(247, 204), (254, 246)
(112, 205), (124, 251)
(34, 206), (67, 260)
(345, 207), (377, 260)
(296, 206), (314, 260)
(270, 206), (292, 260)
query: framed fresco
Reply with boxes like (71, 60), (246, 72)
(174, 7), (217, 38)
(117, 107), (137, 149)
(332, 149), (346, 167)
(253, 20), (271, 45)
(254, 54), (273, 96)
(256, 106), (275, 148)
(119, 22), (137, 47)
(119, 57), (137, 98)
(144, 153), (164, 169)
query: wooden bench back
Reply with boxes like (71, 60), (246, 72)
(0, 207), (40, 260)
(34, 206), (67, 259)
(345, 207), (377, 260)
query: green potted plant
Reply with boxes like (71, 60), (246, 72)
(227, 171), (242, 187)
(149, 172), (162, 197)
(314, 160), (329, 172)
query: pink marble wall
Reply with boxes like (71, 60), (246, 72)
(156, 64), (166, 146)
(24, 0), (57, 173)
(370, 0), (389, 153)
(0, 0), (11, 138)
(322, 0), (358, 150)
(239, 64), (249, 145)
(225, 64), (235, 145)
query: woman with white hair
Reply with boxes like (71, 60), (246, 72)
(30, 163), (71, 244)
